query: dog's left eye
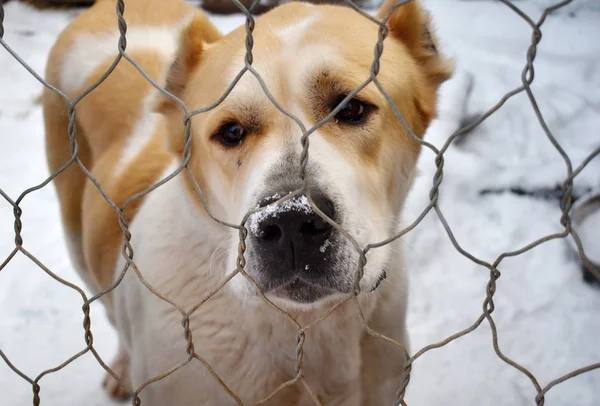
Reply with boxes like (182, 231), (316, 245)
(333, 97), (369, 124)
(217, 122), (245, 147)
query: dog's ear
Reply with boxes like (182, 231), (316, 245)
(377, 0), (452, 87)
(377, 0), (453, 134)
(160, 13), (221, 153)
(161, 12), (221, 108)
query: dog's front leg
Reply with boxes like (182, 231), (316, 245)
(102, 347), (131, 401)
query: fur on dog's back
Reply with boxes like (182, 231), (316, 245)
(43, 0), (221, 296)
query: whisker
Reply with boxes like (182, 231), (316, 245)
(209, 235), (234, 277)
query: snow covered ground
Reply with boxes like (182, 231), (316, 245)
(1, 0), (599, 405)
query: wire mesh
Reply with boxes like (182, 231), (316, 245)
(0, 0), (599, 405)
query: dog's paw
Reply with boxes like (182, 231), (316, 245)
(103, 352), (132, 402)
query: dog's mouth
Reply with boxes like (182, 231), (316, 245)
(370, 270), (387, 292)
(253, 268), (387, 305)
(269, 277), (337, 304)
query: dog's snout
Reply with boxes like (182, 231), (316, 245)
(256, 201), (333, 245)
(252, 194), (335, 271)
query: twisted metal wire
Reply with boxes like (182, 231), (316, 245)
(0, 0), (598, 405)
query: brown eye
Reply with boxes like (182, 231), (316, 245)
(217, 122), (245, 146)
(333, 97), (368, 124)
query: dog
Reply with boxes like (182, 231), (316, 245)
(44, 0), (451, 404)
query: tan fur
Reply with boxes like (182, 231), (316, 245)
(45, 0), (220, 296)
(44, 0), (221, 398)
(45, 0), (451, 403)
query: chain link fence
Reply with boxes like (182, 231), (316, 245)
(1, 0), (599, 405)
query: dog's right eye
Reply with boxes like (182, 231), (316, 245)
(331, 96), (373, 125)
(217, 122), (245, 147)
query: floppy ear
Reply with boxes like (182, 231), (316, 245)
(377, 0), (452, 87)
(160, 12), (221, 152)
(162, 12), (221, 108)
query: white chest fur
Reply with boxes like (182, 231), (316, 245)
(112, 164), (373, 405)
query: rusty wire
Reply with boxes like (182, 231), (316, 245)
(1, 0), (599, 405)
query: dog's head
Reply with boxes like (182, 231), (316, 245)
(163, 0), (452, 309)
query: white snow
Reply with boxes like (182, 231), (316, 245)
(1, 1), (599, 405)
(248, 194), (311, 237)
(319, 239), (331, 253)
(574, 203), (600, 265)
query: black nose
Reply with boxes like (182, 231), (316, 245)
(251, 193), (335, 271)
